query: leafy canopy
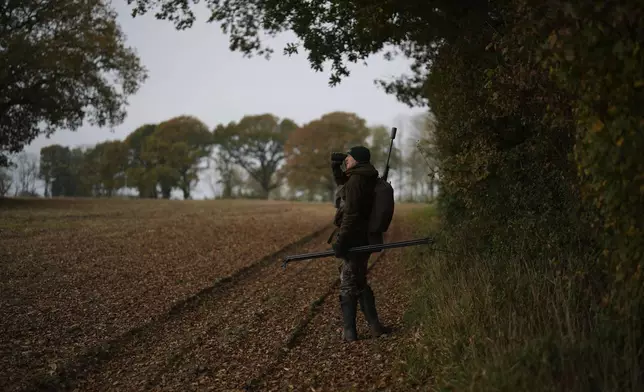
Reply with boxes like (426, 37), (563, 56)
(124, 0), (485, 105)
(213, 114), (297, 198)
(1, 0), (148, 166)
(283, 111), (370, 197)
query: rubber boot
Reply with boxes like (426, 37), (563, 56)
(339, 294), (358, 342)
(359, 286), (390, 337)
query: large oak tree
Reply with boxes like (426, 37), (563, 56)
(124, 124), (158, 198)
(152, 115), (213, 199)
(1, 0), (148, 166)
(213, 114), (297, 199)
(283, 111), (370, 201)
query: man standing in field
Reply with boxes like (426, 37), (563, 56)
(331, 146), (389, 342)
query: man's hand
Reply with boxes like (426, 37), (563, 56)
(331, 152), (347, 162)
(333, 236), (350, 258)
(332, 161), (348, 186)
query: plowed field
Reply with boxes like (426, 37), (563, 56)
(0, 198), (423, 392)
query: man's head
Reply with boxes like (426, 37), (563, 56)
(345, 146), (370, 170)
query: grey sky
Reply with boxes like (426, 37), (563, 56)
(22, 2), (427, 199)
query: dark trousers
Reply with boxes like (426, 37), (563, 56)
(339, 252), (371, 298)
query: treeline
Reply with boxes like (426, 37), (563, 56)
(0, 112), (437, 202)
(123, 0), (643, 389)
(38, 116), (212, 200)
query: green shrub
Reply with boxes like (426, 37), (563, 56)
(402, 3), (643, 387)
(402, 206), (625, 391)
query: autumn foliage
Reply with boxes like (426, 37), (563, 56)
(283, 112), (371, 200)
(30, 110), (411, 202)
(0, 0), (147, 167)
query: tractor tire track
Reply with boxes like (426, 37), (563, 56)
(30, 225), (344, 391)
(242, 228), (395, 391)
(24, 208), (420, 392)
(247, 217), (419, 392)
(23, 224), (333, 392)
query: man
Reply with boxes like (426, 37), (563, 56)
(331, 145), (388, 342)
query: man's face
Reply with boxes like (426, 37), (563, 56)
(345, 154), (357, 170)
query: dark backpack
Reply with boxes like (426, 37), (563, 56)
(368, 177), (395, 235)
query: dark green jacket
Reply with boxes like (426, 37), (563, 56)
(331, 161), (347, 209)
(335, 162), (379, 246)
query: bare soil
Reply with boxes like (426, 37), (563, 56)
(0, 198), (423, 392)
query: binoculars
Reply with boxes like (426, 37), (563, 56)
(331, 152), (347, 162)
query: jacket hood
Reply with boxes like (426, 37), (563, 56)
(345, 162), (379, 178)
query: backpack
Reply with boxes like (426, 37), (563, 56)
(328, 176), (394, 247)
(368, 177), (395, 235)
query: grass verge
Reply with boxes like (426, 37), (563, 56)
(399, 204), (638, 391)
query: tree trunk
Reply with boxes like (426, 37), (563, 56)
(261, 180), (271, 199)
(223, 181), (232, 198)
(180, 173), (192, 200)
(138, 185), (157, 198)
(429, 177), (434, 199)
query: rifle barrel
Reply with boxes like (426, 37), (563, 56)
(382, 127), (397, 182)
(282, 237), (433, 267)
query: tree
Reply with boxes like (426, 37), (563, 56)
(124, 0), (477, 105)
(68, 147), (95, 197)
(209, 147), (243, 199)
(78, 146), (102, 196)
(283, 111), (370, 201)
(213, 114), (297, 199)
(40, 144), (102, 197)
(100, 141), (129, 196)
(13, 152), (39, 196)
(84, 140), (129, 196)
(153, 116), (213, 199)
(55, 147), (80, 197)
(413, 113), (440, 199)
(1, 0), (148, 167)
(39, 145), (64, 197)
(138, 135), (180, 199)
(42, 145), (94, 197)
(40, 144), (85, 197)
(394, 113), (439, 202)
(402, 140), (429, 202)
(124, 124), (158, 198)
(0, 167), (13, 197)
(204, 152), (241, 199)
(238, 172), (267, 199)
(40, 145), (70, 197)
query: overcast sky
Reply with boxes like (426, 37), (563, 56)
(21, 2), (427, 198)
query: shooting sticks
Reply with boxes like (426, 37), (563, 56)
(281, 237), (433, 268)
